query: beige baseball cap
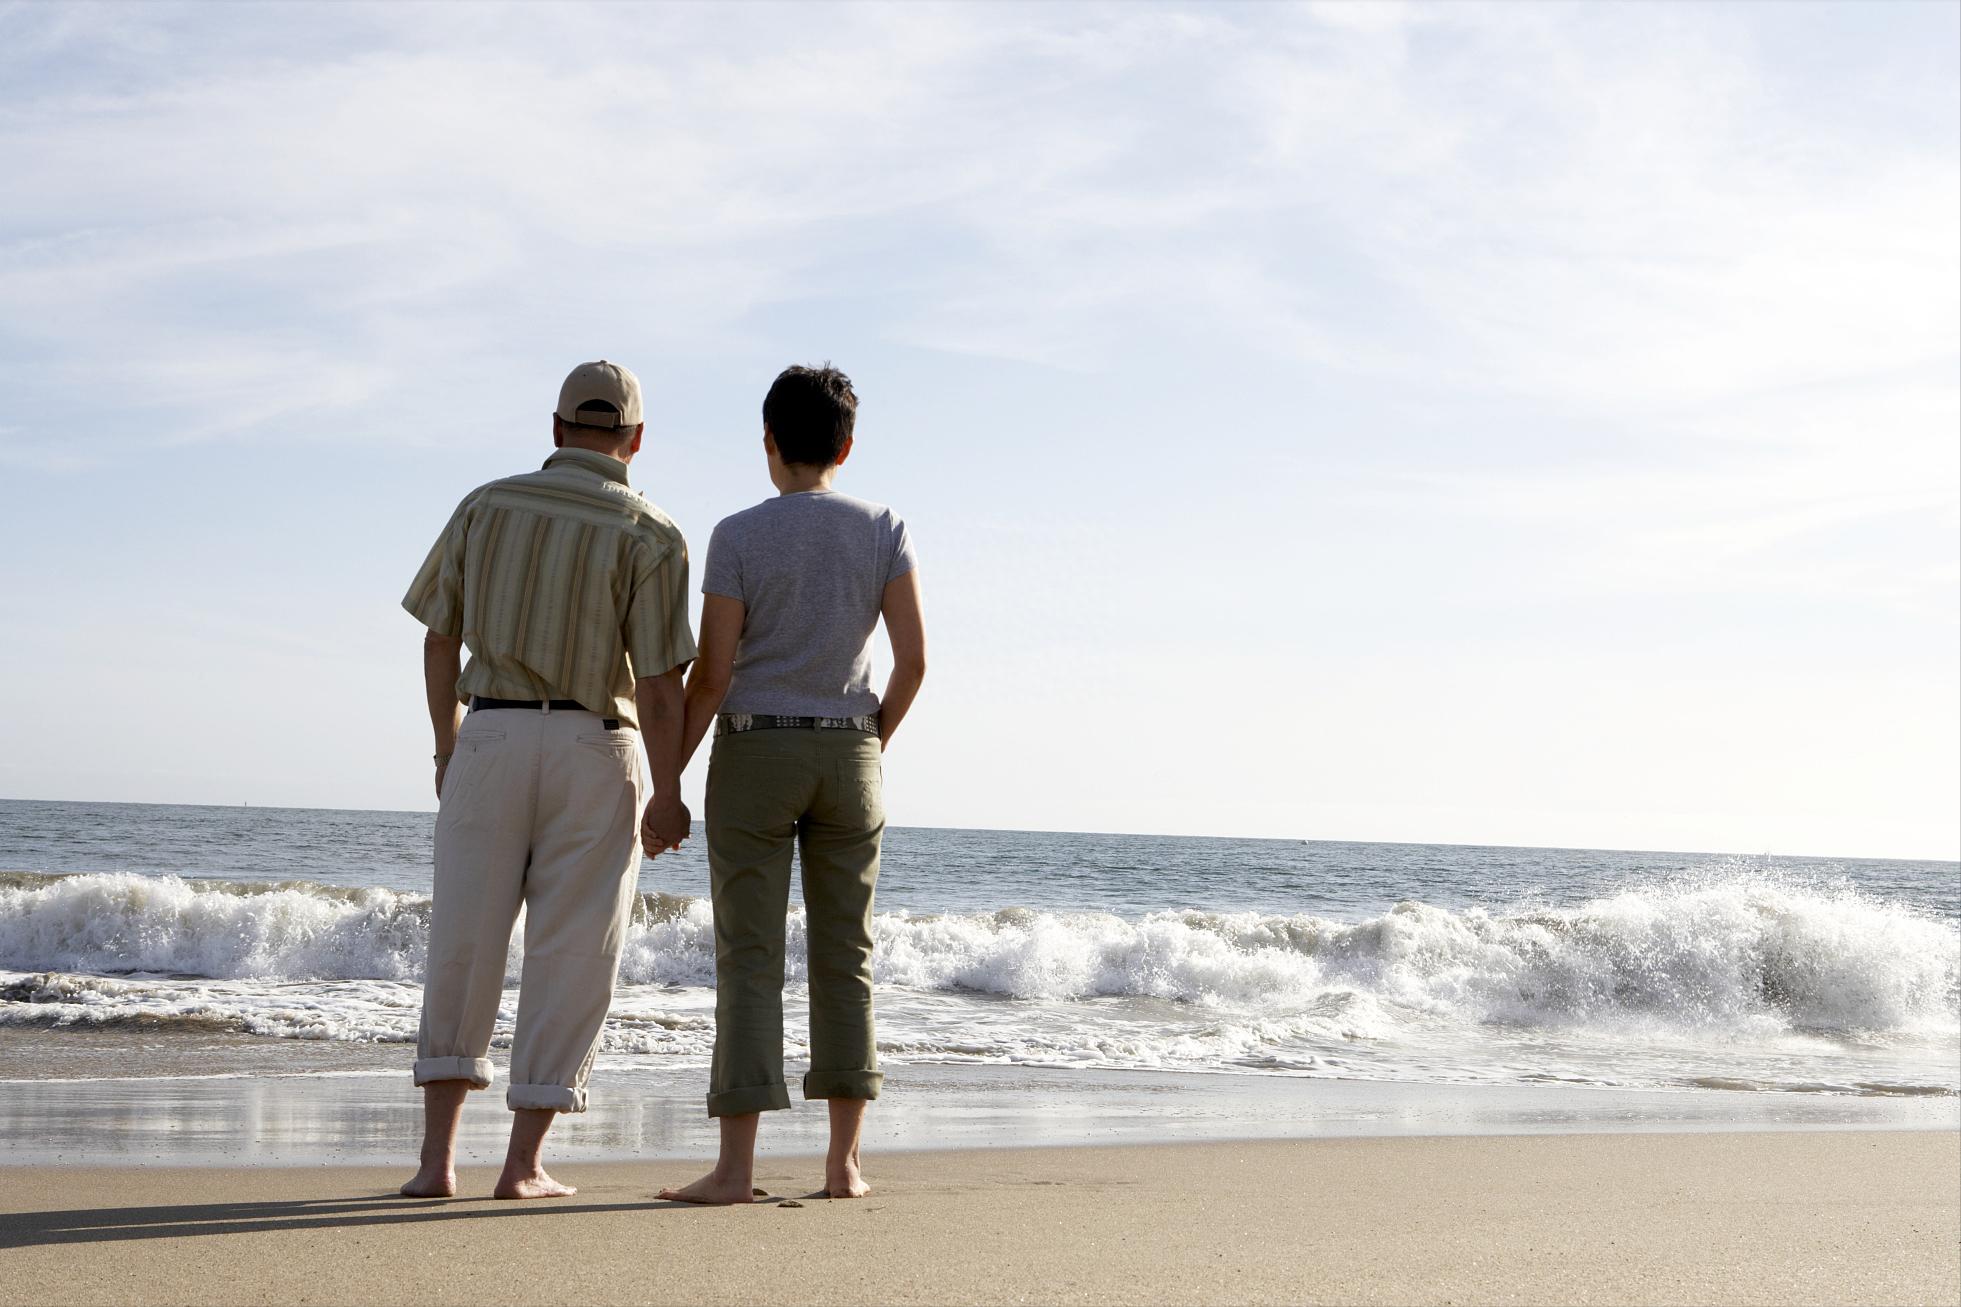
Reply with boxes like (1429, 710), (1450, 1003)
(555, 360), (643, 429)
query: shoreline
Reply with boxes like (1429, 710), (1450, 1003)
(0, 1039), (1953, 1168)
(1, 1131), (1954, 1305)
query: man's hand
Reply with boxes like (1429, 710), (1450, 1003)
(641, 795), (691, 858)
(434, 757), (449, 801)
(636, 666), (688, 859)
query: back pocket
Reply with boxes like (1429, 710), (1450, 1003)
(578, 730), (637, 756)
(578, 730), (643, 797)
(835, 758), (884, 827)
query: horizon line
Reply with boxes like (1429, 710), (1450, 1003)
(2, 795), (1954, 867)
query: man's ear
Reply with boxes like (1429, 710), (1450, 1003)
(551, 416), (565, 449)
(763, 428), (778, 460)
(834, 434), (854, 468)
(627, 424), (645, 457)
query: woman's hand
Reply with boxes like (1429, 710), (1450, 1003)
(641, 794), (691, 858)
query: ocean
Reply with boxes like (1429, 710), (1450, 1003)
(3, 797), (1956, 1113)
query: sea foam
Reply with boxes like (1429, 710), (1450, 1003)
(2, 869), (1953, 1040)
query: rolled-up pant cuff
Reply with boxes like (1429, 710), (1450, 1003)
(803, 1070), (882, 1100)
(707, 1081), (794, 1117)
(415, 1056), (494, 1089)
(506, 1083), (586, 1113)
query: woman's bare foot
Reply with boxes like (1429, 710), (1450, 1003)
(494, 1167), (576, 1200)
(822, 1098), (870, 1198)
(823, 1159), (871, 1199)
(657, 1170), (759, 1205)
(399, 1165), (456, 1198)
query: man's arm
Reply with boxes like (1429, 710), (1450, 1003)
(636, 668), (689, 855)
(640, 595), (738, 860)
(877, 569), (927, 751)
(423, 631), (465, 799)
(680, 594), (744, 768)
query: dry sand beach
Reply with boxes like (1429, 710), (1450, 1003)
(3, 1131), (1956, 1307)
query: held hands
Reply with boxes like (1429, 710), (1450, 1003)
(640, 794), (692, 859)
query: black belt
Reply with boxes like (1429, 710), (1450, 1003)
(471, 697), (588, 712)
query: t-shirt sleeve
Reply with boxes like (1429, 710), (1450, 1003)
(701, 519), (745, 602)
(401, 497), (471, 637)
(625, 537), (699, 679)
(886, 512), (919, 585)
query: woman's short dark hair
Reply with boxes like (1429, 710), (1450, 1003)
(762, 364), (858, 466)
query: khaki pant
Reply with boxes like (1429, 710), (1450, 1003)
(705, 727), (885, 1117)
(414, 706), (643, 1113)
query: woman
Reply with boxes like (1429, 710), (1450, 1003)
(655, 363), (926, 1203)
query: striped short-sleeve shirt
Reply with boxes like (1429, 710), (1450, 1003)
(403, 448), (697, 726)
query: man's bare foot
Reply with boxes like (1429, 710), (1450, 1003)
(494, 1168), (576, 1200)
(657, 1171), (758, 1205)
(823, 1161), (871, 1199)
(399, 1165), (456, 1198)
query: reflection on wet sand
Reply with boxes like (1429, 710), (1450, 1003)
(0, 1037), (1952, 1167)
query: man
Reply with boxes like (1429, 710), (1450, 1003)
(657, 363), (926, 1205)
(398, 360), (695, 1200)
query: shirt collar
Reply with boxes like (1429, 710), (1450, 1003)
(544, 447), (631, 486)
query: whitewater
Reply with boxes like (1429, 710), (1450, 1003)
(2, 815), (1955, 1096)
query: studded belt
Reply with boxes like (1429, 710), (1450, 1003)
(716, 712), (879, 737)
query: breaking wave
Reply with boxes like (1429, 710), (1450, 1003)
(2, 869), (1954, 1040)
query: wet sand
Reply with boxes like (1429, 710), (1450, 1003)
(3, 1026), (1954, 1167)
(2, 1130), (1955, 1306)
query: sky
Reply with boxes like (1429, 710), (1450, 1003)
(0, 1), (1955, 860)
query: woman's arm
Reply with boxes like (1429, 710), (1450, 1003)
(877, 569), (927, 751)
(679, 594), (745, 768)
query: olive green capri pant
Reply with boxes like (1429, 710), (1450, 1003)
(705, 725), (886, 1117)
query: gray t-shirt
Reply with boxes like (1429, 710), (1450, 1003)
(702, 490), (918, 718)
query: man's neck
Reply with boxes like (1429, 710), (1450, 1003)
(561, 435), (633, 465)
(547, 445), (632, 487)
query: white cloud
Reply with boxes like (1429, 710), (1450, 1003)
(6, 5), (1948, 435)
(0, 1), (1953, 854)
